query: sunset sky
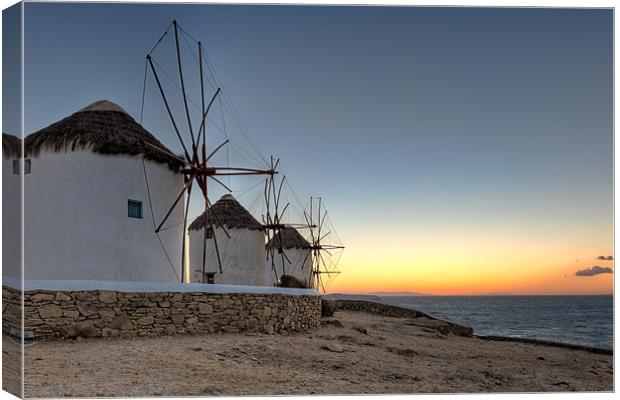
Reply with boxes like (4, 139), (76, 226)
(9, 4), (613, 295)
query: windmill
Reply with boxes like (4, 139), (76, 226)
(141, 20), (278, 282)
(261, 159), (290, 282)
(302, 197), (345, 292)
(261, 168), (316, 285)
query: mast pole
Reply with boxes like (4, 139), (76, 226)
(199, 40), (208, 283)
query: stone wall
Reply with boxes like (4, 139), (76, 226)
(2, 286), (321, 341)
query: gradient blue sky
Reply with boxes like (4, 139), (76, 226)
(6, 4), (614, 293)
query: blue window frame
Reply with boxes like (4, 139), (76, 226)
(128, 200), (143, 219)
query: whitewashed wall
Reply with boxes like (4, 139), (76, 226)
(265, 248), (313, 287)
(189, 227), (266, 286)
(22, 150), (185, 282)
(3, 155), (21, 279)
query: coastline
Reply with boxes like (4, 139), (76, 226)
(475, 335), (613, 355)
(327, 294), (614, 353)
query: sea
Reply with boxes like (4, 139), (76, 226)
(374, 295), (613, 350)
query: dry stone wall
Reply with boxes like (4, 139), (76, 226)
(2, 286), (321, 341)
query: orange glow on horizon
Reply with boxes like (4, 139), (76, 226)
(323, 227), (613, 295)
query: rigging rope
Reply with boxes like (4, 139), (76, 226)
(219, 95), (232, 188)
(145, 22), (272, 170)
(177, 24), (269, 167)
(142, 157), (181, 282)
(196, 37), (270, 166)
(147, 21), (174, 56)
(150, 56), (267, 168)
(231, 179), (265, 197)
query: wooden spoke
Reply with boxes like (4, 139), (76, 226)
(318, 252), (332, 277)
(208, 175), (232, 192)
(279, 203), (290, 221)
(210, 166), (277, 174)
(198, 41), (206, 143)
(142, 142), (187, 166)
(155, 178), (191, 233)
(276, 175), (285, 210)
(173, 20), (196, 150)
(319, 210), (328, 240)
(206, 197), (231, 239)
(146, 55), (192, 162)
(263, 178), (271, 218)
(317, 197), (322, 243)
(196, 88), (221, 150)
(300, 249), (311, 271)
(319, 245), (346, 250)
(207, 208), (224, 274)
(205, 140), (230, 162)
(303, 211), (316, 244)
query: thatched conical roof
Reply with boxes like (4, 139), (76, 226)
(189, 194), (263, 231)
(2, 133), (21, 159)
(266, 227), (310, 249)
(23, 100), (183, 170)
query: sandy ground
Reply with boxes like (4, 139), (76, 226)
(2, 335), (21, 397)
(16, 311), (613, 397)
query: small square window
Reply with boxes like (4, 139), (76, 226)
(206, 273), (215, 284)
(128, 200), (143, 219)
(12, 159), (31, 175)
(206, 227), (213, 239)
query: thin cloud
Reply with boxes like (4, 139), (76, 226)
(575, 266), (613, 277)
(596, 256), (614, 261)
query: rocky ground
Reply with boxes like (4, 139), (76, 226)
(16, 310), (613, 397)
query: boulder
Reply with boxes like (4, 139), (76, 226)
(109, 314), (131, 330)
(164, 325), (177, 336)
(98, 291), (117, 304)
(55, 292), (72, 302)
(62, 309), (80, 319)
(77, 304), (98, 317)
(31, 293), (56, 302)
(38, 304), (62, 318)
(98, 310), (116, 319)
(198, 303), (213, 314)
(136, 316), (154, 326)
(61, 320), (98, 338)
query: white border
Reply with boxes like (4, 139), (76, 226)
(0, 2), (616, 400)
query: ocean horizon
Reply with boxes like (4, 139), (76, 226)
(386, 294), (613, 350)
(329, 293), (613, 350)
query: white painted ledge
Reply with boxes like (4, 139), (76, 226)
(2, 277), (319, 296)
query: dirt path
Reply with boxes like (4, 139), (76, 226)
(21, 311), (612, 397)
